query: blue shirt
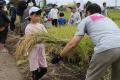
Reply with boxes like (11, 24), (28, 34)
(58, 18), (66, 25)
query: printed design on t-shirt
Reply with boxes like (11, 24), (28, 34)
(69, 14), (75, 25)
(90, 15), (105, 22)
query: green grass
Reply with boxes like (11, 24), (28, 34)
(48, 26), (76, 39)
(64, 10), (71, 19)
(108, 9), (120, 26)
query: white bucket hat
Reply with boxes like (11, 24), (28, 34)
(29, 7), (40, 16)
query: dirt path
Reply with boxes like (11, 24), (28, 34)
(0, 51), (23, 80)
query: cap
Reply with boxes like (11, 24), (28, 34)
(29, 7), (40, 16)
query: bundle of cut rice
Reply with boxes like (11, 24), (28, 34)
(15, 32), (67, 59)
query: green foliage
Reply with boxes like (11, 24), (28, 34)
(108, 9), (120, 26)
(48, 26), (76, 39)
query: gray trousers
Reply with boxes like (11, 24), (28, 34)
(85, 48), (120, 80)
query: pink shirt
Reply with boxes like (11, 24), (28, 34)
(25, 23), (47, 34)
(25, 23), (48, 71)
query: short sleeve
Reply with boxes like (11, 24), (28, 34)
(74, 18), (88, 36)
(25, 25), (32, 35)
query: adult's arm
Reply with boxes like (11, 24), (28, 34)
(60, 35), (83, 57)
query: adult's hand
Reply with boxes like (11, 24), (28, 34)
(51, 54), (63, 64)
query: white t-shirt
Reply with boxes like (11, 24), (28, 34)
(101, 6), (107, 16)
(69, 12), (81, 25)
(76, 6), (83, 13)
(50, 8), (58, 19)
(25, 23), (47, 35)
(75, 13), (120, 54)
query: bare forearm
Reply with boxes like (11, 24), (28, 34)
(60, 43), (75, 57)
(60, 36), (83, 57)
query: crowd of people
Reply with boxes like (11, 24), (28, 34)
(0, 0), (108, 34)
(1, 0), (118, 80)
(43, 1), (108, 27)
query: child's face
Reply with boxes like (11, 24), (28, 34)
(103, 4), (106, 7)
(30, 13), (40, 23)
(77, 4), (80, 7)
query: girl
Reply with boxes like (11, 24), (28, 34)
(25, 7), (47, 80)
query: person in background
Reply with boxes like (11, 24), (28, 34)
(68, 7), (81, 26)
(101, 2), (107, 16)
(3, 0), (7, 13)
(25, 7), (47, 80)
(27, 0), (36, 6)
(84, 1), (92, 9)
(20, 2), (34, 35)
(0, 1), (10, 52)
(43, 7), (52, 28)
(58, 12), (66, 26)
(9, 2), (17, 31)
(49, 4), (59, 27)
(76, 3), (84, 19)
(52, 3), (120, 80)
(17, 0), (27, 22)
(17, 0), (27, 36)
(84, 1), (92, 17)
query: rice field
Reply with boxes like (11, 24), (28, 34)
(108, 9), (120, 26)
(13, 9), (120, 80)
